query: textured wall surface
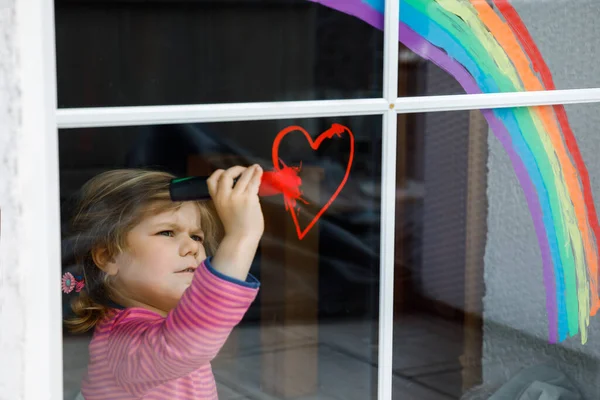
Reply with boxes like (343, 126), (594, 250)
(483, 102), (600, 398)
(483, 1), (600, 397)
(0, 1), (25, 399)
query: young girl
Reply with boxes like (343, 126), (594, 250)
(64, 165), (264, 399)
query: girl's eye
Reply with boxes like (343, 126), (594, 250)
(191, 235), (204, 243)
(158, 231), (175, 237)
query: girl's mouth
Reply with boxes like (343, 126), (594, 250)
(176, 267), (195, 273)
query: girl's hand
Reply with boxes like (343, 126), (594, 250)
(207, 165), (264, 240)
(207, 165), (264, 282)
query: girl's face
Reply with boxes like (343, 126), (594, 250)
(107, 202), (207, 316)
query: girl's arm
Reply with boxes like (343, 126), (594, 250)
(105, 257), (258, 393)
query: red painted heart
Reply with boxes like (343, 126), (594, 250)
(270, 123), (355, 240)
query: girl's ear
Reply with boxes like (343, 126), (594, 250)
(91, 247), (119, 276)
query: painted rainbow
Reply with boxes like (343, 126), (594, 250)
(310, 0), (600, 344)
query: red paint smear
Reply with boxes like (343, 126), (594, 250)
(270, 123), (354, 240)
(259, 170), (303, 198)
(494, 0), (600, 313)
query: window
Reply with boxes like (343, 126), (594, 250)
(22, 0), (600, 399)
(392, 104), (600, 398)
(61, 116), (383, 400)
(54, 0), (384, 107)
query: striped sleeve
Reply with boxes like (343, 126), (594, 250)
(105, 258), (258, 394)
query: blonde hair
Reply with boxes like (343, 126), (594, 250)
(64, 169), (221, 333)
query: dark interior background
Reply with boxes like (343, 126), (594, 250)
(55, 0), (384, 108)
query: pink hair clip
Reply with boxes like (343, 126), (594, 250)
(62, 272), (85, 294)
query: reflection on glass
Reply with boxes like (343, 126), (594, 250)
(60, 116), (382, 399)
(54, 0), (383, 107)
(394, 103), (600, 399)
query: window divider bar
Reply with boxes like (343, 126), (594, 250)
(383, 0), (400, 103)
(56, 99), (389, 129)
(378, 109), (398, 400)
(380, 1), (400, 398)
(56, 88), (600, 129)
(395, 88), (600, 114)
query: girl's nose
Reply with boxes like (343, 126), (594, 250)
(180, 236), (200, 257)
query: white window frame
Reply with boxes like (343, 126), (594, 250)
(17, 0), (62, 399)
(26, 0), (600, 398)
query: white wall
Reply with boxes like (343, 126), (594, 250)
(0, 2), (26, 398)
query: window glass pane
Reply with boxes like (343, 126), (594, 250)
(393, 0), (600, 96)
(393, 102), (600, 399)
(54, 0), (383, 108)
(60, 116), (382, 399)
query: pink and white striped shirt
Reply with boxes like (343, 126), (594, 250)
(80, 258), (259, 399)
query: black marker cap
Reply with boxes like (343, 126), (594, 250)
(169, 176), (211, 201)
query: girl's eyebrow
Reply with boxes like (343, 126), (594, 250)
(153, 221), (204, 233)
